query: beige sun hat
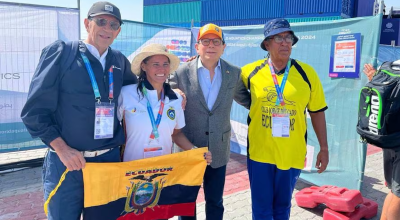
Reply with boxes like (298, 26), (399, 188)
(131, 43), (180, 75)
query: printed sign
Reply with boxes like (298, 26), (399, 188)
(329, 33), (361, 78)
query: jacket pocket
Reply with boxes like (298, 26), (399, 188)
(222, 130), (231, 142)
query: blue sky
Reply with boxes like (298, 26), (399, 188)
(1, 0), (143, 21)
(384, 0), (399, 10)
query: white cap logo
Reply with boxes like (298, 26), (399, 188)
(386, 23), (393, 29)
(104, 5), (113, 12)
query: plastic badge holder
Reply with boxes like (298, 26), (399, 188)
(322, 197), (378, 220)
(295, 185), (363, 212)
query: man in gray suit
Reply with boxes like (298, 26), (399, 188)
(170, 23), (248, 220)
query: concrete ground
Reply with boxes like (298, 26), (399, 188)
(0, 146), (387, 220)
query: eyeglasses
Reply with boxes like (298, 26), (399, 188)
(268, 35), (294, 44)
(89, 17), (120, 31)
(198, 38), (223, 46)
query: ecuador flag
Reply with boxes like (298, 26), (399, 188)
(83, 148), (207, 220)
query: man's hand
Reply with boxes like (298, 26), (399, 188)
(173, 88), (187, 110)
(315, 149), (329, 173)
(50, 137), (86, 171)
(186, 56), (196, 62)
(363, 64), (376, 81)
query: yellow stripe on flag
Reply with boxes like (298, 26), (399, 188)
(82, 148), (207, 208)
(44, 169), (69, 216)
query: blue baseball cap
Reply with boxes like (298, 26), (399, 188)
(260, 18), (299, 51)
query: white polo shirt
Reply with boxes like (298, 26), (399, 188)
(118, 82), (185, 162)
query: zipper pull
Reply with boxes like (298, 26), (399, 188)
(365, 95), (370, 103)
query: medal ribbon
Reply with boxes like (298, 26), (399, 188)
(142, 83), (165, 140)
(267, 58), (291, 106)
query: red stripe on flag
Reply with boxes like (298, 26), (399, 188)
(117, 202), (195, 220)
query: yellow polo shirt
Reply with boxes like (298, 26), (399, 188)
(241, 59), (327, 170)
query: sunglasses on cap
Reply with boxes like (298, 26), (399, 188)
(268, 35), (294, 44)
(198, 38), (223, 46)
(89, 17), (120, 31)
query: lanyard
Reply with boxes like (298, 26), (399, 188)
(142, 83), (165, 140)
(80, 53), (114, 103)
(268, 58), (291, 106)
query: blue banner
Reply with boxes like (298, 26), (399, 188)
(380, 19), (400, 46)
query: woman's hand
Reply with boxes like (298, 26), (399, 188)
(204, 151), (212, 165)
(363, 64), (376, 81)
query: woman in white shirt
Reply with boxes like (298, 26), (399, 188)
(118, 44), (211, 163)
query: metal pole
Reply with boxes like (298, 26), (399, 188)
(78, 0), (81, 40)
(378, 0), (384, 15)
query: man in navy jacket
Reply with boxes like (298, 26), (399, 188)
(20, 2), (137, 219)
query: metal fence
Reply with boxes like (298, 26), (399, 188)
(0, 2), (79, 169)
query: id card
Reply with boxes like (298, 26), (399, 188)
(94, 102), (115, 139)
(272, 113), (290, 137)
(144, 139), (164, 159)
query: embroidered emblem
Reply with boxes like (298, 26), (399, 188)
(112, 65), (122, 70)
(104, 5), (113, 12)
(167, 108), (175, 120)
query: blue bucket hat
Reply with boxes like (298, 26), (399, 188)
(260, 18), (299, 51)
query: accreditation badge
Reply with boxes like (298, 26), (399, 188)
(272, 111), (290, 138)
(94, 102), (115, 139)
(143, 138), (164, 159)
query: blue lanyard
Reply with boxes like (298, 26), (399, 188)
(80, 53), (114, 103)
(142, 83), (165, 140)
(267, 58), (291, 106)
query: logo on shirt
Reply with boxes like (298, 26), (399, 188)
(131, 108), (136, 113)
(167, 107), (175, 120)
(112, 65), (121, 70)
(262, 86), (295, 106)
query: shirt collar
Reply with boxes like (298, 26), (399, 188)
(83, 42), (108, 61)
(197, 58), (221, 70)
(143, 80), (178, 100)
(275, 59), (294, 76)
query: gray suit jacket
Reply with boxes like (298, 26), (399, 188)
(169, 57), (247, 168)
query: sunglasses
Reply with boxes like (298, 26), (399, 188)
(268, 35), (294, 44)
(89, 17), (120, 31)
(198, 38), (223, 46)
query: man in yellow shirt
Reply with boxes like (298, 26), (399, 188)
(235, 18), (329, 220)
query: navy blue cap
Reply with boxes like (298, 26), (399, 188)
(87, 1), (122, 24)
(260, 18), (298, 51)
